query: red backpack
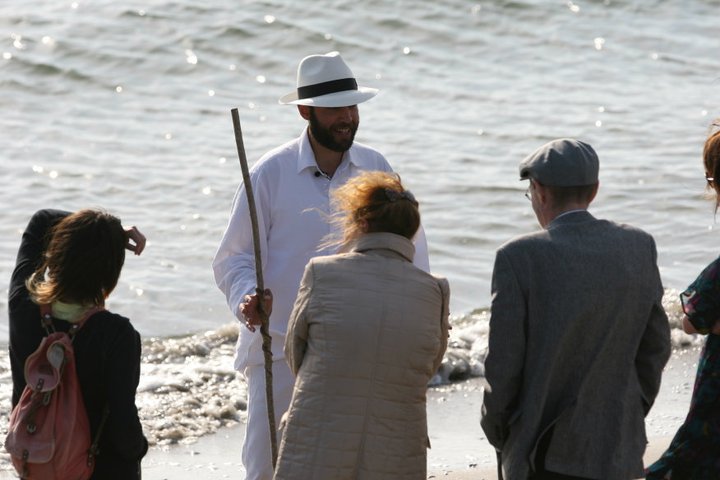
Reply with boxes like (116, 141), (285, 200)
(4, 305), (107, 480)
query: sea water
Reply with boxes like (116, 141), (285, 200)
(0, 0), (718, 458)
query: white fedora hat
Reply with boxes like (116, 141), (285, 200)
(278, 51), (378, 107)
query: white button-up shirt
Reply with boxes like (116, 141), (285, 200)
(213, 129), (430, 369)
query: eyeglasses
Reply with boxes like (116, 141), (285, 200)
(525, 179), (534, 200)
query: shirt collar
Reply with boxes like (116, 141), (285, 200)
(352, 232), (416, 262)
(295, 127), (363, 174)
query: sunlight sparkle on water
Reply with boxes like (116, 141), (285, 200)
(165, 133), (173, 140)
(598, 106), (605, 113)
(256, 75), (266, 84)
(41, 36), (55, 46)
(49, 171), (59, 179)
(218, 157), (227, 164)
(32, 165), (44, 173)
(595, 120), (602, 127)
(2, 52), (12, 60)
(12, 35), (25, 50)
(70, 2), (79, 9)
(185, 50), (198, 65)
(202, 186), (212, 195)
(116, 86), (123, 93)
(594, 37), (605, 50)
(403, 47), (411, 55)
(567, 1), (580, 13)
(208, 90), (215, 97)
(324, 33), (333, 40)
(264, 15), (276, 24)
(229, 64), (236, 71)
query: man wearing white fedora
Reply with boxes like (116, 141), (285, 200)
(213, 51), (430, 479)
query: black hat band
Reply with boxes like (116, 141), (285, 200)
(297, 77), (358, 100)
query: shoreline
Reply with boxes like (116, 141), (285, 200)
(135, 375), (680, 480)
(137, 350), (698, 479)
(0, 349), (696, 479)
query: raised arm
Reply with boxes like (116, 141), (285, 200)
(9, 209), (71, 406)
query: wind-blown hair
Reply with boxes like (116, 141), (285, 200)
(26, 209), (126, 306)
(328, 171), (420, 247)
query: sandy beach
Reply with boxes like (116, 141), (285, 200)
(0, 348), (696, 480)
(135, 350), (696, 479)
(132, 372), (685, 480)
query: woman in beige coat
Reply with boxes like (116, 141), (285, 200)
(273, 171), (450, 480)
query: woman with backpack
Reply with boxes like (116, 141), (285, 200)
(8, 208), (148, 479)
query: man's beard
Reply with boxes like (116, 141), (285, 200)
(309, 109), (357, 153)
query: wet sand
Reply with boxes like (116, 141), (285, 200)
(136, 349), (696, 480)
(0, 349), (697, 479)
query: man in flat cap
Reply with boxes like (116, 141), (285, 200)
(213, 52), (429, 479)
(481, 139), (670, 480)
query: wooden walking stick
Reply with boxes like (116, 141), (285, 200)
(230, 107), (278, 468)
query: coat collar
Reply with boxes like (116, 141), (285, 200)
(352, 232), (415, 262)
(548, 209), (595, 229)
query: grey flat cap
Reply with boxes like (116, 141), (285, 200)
(519, 138), (599, 186)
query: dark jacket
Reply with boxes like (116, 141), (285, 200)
(481, 210), (671, 480)
(8, 209), (148, 479)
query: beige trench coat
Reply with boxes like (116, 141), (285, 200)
(274, 232), (450, 480)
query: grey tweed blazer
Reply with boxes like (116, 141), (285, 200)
(481, 210), (670, 480)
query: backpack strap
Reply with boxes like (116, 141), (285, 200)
(68, 306), (105, 339)
(39, 304), (54, 335)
